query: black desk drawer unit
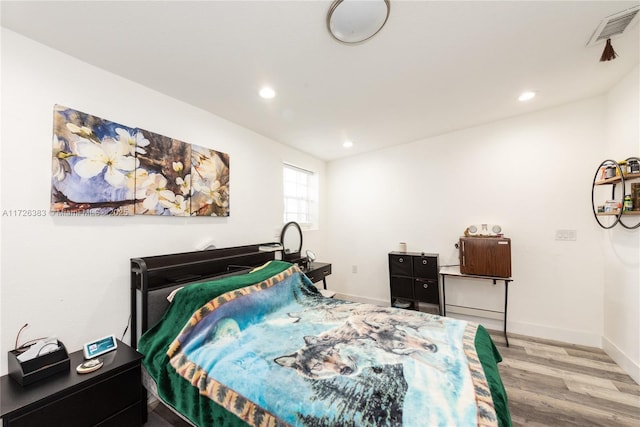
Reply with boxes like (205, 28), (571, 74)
(1, 340), (143, 427)
(389, 251), (440, 313)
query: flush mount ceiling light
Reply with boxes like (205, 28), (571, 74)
(327, 0), (390, 44)
(259, 87), (276, 99)
(343, 140), (354, 148)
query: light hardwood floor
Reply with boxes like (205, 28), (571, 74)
(489, 330), (640, 427)
(146, 332), (640, 426)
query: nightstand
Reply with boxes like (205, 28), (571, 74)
(301, 262), (335, 298)
(1, 339), (143, 427)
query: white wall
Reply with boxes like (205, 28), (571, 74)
(326, 97), (608, 347)
(602, 65), (640, 384)
(2, 27), (637, 382)
(0, 29), (327, 375)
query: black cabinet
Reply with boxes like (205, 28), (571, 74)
(388, 251), (440, 314)
(1, 340), (143, 427)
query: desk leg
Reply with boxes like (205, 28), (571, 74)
(322, 278), (327, 290)
(441, 275), (447, 317)
(504, 281), (509, 347)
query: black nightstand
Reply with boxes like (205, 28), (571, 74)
(301, 262), (335, 298)
(1, 339), (143, 427)
(301, 262), (332, 288)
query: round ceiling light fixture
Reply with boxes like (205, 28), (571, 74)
(327, 0), (390, 44)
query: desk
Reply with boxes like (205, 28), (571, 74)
(440, 266), (513, 346)
(301, 262), (335, 297)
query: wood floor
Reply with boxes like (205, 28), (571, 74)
(146, 332), (640, 426)
(488, 330), (640, 427)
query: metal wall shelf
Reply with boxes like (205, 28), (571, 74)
(591, 157), (640, 230)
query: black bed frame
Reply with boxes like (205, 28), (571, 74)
(130, 244), (277, 348)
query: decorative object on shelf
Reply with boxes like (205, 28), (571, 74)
(51, 105), (229, 216)
(463, 224), (503, 237)
(604, 164), (617, 179)
(327, 0), (390, 44)
(592, 157), (640, 229)
(632, 183), (640, 211)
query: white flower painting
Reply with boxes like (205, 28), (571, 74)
(191, 145), (230, 216)
(51, 105), (230, 216)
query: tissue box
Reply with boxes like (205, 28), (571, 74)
(8, 342), (70, 386)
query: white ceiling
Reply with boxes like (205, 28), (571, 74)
(2, 1), (639, 161)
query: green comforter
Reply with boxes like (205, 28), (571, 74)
(139, 261), (511, 427)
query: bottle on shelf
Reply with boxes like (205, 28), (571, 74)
(624, 195), (633, 212)
(617, 160), (628, 176)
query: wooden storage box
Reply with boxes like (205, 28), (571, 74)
(459, 237), (512, 278)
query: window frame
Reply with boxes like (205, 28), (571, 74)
(282, 163), (318, 229)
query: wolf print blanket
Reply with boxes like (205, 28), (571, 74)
(162, 263), (499, 427)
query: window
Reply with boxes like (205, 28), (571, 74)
(283, 163), (318, 228)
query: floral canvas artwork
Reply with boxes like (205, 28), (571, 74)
(51, 105), (230, 217)
(191, 145), (230, 216)
(51, 105), (138, 215)
(135, 130), (191, 216)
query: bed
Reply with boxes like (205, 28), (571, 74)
(131, 245), (512, 427)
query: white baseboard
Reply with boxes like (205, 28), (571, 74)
(602, 336), (640, 385)
(333, 293), (388, 306)
(507, 320), (603, 348)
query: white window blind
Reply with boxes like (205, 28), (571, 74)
(283, 163), (318, 227)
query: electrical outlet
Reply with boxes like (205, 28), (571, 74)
(555, 229), (577, 241)
(352, 265), (358, 274)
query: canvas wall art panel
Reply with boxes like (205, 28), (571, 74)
(191, 144), (230, 216)
(51, 105), (229, 217)
(134, 130), (191, 216)
(51, 105), (137, 215)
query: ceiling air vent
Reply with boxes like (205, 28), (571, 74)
(587, 5), (640, 46)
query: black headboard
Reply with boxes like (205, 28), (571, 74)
(130, 244), (277, 347)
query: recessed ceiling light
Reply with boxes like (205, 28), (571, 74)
(518, 91), (536, 102)
(343, 140), (353, 148)
(259, 87), (276, 99)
